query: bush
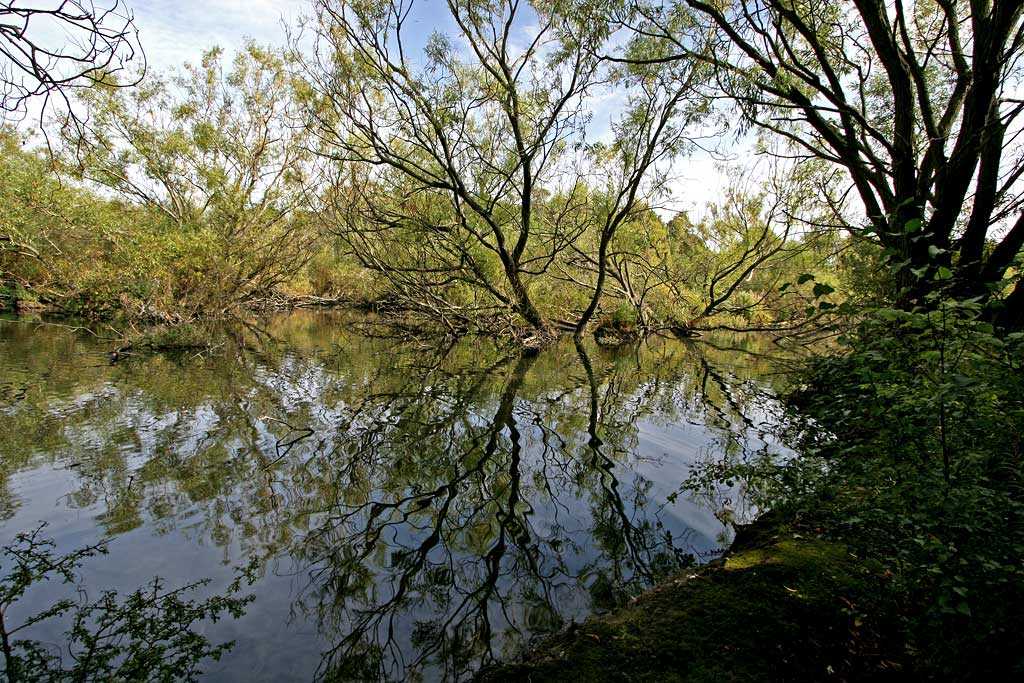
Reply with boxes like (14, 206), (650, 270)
(784, 299), (1024, 677)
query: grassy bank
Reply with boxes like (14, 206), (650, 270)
(479, 511), (893, 682)
(481, 300), (1024, 682)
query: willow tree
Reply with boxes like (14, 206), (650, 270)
(62, 44), (320, 315)
(301, 0), (618, 337)
(570, 47), (702, 340)
(622, 0), (1024, 326)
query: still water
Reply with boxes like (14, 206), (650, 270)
(0, 311), (792, 682)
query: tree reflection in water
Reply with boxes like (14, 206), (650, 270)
(289, 341), (767, 681)
(0, 312), (793, 683)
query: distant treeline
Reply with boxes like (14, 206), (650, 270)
(3, 0), (1023, 338)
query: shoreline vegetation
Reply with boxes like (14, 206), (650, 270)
(481, 301), (1024, 681)
(2, 0), (1024, 680)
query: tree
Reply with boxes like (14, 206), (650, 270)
(559, 202), (672, 333)
(62, 43), (321, 316)
(0, 1), (144, 124)
(621, 0), (1024, 325)
(301, 0), (710, 339)
(302, 0), (613, 337)
(0, 125), (140, 314)
(679, 181), (797, 328)
(570, 47), (701, 340)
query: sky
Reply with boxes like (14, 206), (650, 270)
(127, 0), (451, 72)
(128, 0), (308, 71)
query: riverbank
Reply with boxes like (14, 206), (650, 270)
(1, 277), (815, 345)
(0, 284), (352, 321)
(477, 510), (896, 682)
(480, 304), (1024, 682)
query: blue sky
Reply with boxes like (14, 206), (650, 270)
(128, 0), (459, 72)
(128, 0), (308, 71)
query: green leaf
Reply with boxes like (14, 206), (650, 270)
(890, 259), (912, 274)
(902, 218), (922, 234)
(837, 302), (857, 315)
(812, 282), (835, 298)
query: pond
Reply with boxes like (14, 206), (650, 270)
(0, 311), (794, 682)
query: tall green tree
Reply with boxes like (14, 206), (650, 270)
(571, 47), (701, 340)
(302, 0), (702, 339)
(303, 0), (612, 336)
(621, 0), (1024, 325)
(63, 43), (321, 315)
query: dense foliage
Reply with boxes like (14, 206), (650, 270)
(0, 1), (867, 336)
(1, 123), (840, 332)
(787, 300), (1024, 676)
(669, 295), (1024, 678)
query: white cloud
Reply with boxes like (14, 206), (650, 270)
(128, 0), (309, 72)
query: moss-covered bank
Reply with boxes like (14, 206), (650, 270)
(478, 511), (900, 683)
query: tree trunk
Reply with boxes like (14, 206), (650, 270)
(504, 261), (550, 335)
(995, 283), (1024, 332)
(574, 230), (611, 342)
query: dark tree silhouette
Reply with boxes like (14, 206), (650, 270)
(0, 0), (143, 123)
(619, 0), (1024, 325)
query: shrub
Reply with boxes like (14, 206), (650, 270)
(785, 299), (1024, 677)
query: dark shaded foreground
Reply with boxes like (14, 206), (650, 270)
(479, 511), (895, 683)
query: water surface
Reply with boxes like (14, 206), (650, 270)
(0, 311), (791, 682)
